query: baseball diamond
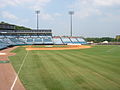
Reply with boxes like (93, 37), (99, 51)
(0, 23), (120, 90)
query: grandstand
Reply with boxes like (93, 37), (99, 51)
(53, 36), (87, 45)
(0, 23), (87, 49)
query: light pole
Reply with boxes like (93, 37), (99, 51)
(69, 11), (74, 37)
(35, 10), (40, 30)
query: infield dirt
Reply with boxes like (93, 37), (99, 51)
(26, 45), (91, 50)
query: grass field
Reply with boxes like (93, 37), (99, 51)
(9, 45), (120, 90)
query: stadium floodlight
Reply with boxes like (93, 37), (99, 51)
(69, 11), (74, 37)
(35, 10), (40, 30)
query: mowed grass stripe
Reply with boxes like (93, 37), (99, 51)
(44, 51), (90, 90)
(10, 47), (28, 71)
(60, 51), (120, 86)
(68, 51), (120, 86)
(45, 51), (101, 90)
(63, 51), (120, 84)
(54, 51), (120, 89)
(50, 51), (112, 90)
(75, 50), (120, 67)
(37, 51), (66, 90)
(64, 51), (120, 75)
(31, 51), (64, 90)
(65, 48), (120, 68)
(38, 51), (81, 90)
(19, 51), (48, 90)
(10, 46), (120, 90)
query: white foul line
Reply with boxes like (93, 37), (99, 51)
(10, 50), (29, 90)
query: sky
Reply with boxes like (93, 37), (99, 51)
(0, 0), (120, 38)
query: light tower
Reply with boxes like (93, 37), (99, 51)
(69, 11), (74, 36)
(35, 10), (40, 30)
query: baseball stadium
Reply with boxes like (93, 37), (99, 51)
(0, 23), (120, 90)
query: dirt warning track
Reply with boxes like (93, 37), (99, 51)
(26, 45), (91, 50)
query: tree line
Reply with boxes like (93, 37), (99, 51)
(85, 37), (120, 43)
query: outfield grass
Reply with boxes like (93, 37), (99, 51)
(10, 45), (120, 90)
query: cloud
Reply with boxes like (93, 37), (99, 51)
(0, 0), (51, 10)
(71, 0), (101, 19)
(74, 7), (102, 19)
(71, 0), (120, 19)
(101, 13), (120, 22)
(1, 11), (18, 20)
(0, 11), (29, 24)
(74, 0), (120, 7)
(53, 13), (62, 17)
(93, 0), (120, 6)
(30, 0), (51, 10)
(40, 13), (62, 21)
(41, 13), (53, 21)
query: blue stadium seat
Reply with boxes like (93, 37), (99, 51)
(34, 38), (43, 44)
(0, 40), (9, 49)
(69, 38), (78, 43)
(76, 38), (87, 44)
(61, 37), (72, 44)
(27, 38), (33, 42)
(9, 38), (25, 45)
(43, 37), (53, 44)
(53, 38), (63, 44)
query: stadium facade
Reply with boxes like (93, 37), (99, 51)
(0, 23), (87, 49)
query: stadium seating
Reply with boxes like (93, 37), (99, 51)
(43, 37), (53, 44)
(0, 36), (87, 49)
(0, 27), (87, 49)
(26, 38), (34, 44)
(53, 37), (87, 45)
(0, 34), (87, 49)
(9, 38), (25, 45)
(0, 40), (9, 49)
(53, 38), (63, 44)
(34, 38), (43, 44)
(61, 37), (72, 44)
(76, 38), (87, 44)
(69, 38), (79, 44)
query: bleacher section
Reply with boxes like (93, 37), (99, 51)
(43, 37), (53, 44)
(61, 37), (71, 44)
(77, 37), (87, 44)
(9, 38), (25, 45)
(0, 40), (9, 49)
(53, 36), (87, 45)
(0, 36), (87, 49)
(53, 38), (63, 44)
(27, 38), (34, 44)
(34, 38), (43, 44)
(0, 29), (87, 49)
(25, 36), (53, 44)
(70, 38), (79, 44)
(0, 37), (53, 48)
